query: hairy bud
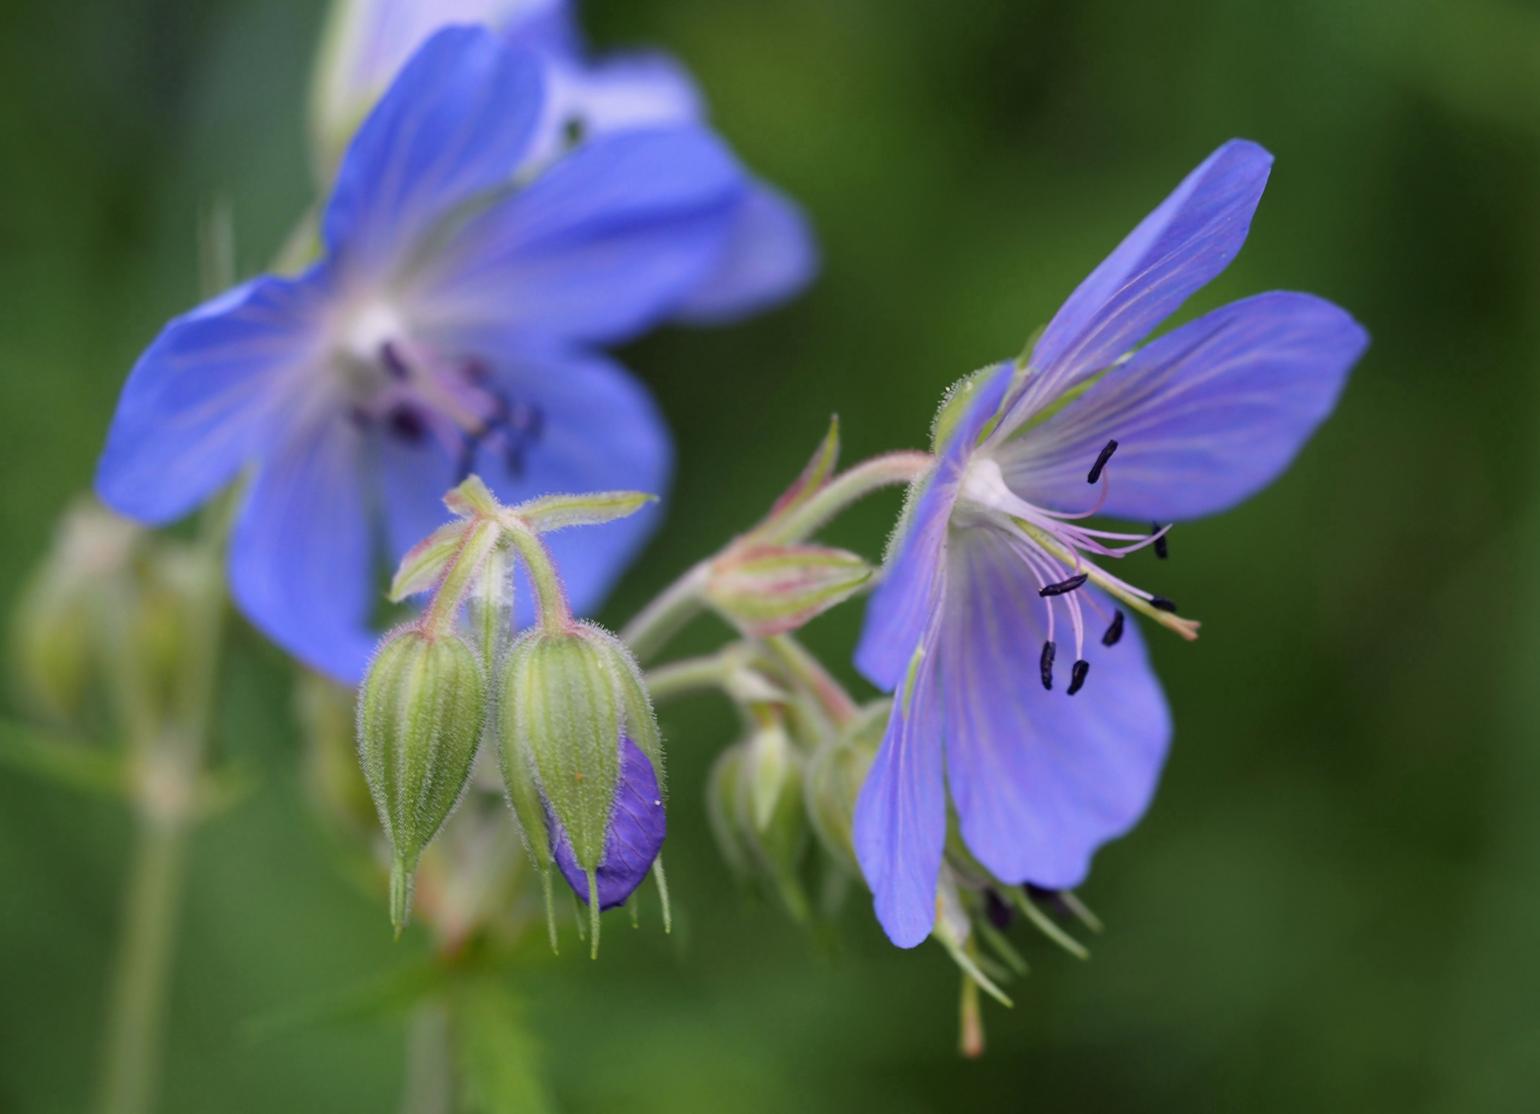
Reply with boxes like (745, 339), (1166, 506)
(805, 701), (886, 870)
(705, 544), (871, 638)
(357, 627), (487, 935)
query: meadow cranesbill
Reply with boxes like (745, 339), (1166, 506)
(854, 140), (1369, 947)
(313, 0), (817, 322)
(96, 26), (754, 681)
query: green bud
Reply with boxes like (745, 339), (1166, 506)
(357, 627), (487, 935)
(704, 543), (872, 638)
(497, 623), (622, 873)
(708, 712), (811, 919)
(805, 700), (887, 871)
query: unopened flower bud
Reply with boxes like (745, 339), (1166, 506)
(704, 544), (871, 638)
(805, 701), (886, 870)
(708, 711), (810, 917)
(357, 627), (487, 935)
(498, 622), (665, 951)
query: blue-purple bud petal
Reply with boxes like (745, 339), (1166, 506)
(551, 735), (665, 909)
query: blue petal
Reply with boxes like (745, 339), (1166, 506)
(672, 182), (819, 324)
(854, 363), (1013, 690)
(228, 421), (378, 683)
(407, 127), (743, 346)
(551, 735), (666, 909)
(997, 140), (1273, 430)
(939, 528), (1171, 888)
(95, 270), (329, 525)
(999, 292), (1367, 521)
(323, 26), (545, 275)
(853, 637), (947, 948)
(531, 51), (705, 163)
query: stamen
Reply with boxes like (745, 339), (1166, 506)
(1152, 523), (1168, 560)
(1086, 439), (1118, 484)
(1039, 641), (1055, 690)
(386, 404), (427, 444)
(1101, 610), (1124, 647)
(1150, 597), (1178, 613)
(1039, 573), (1089, 598)
(1066, 660), (1090, 696)
(379, 341), (410, 380)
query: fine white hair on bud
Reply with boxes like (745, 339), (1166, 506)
(356, 626), (488, 937)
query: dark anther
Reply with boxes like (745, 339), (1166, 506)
(1101, 610), (1125, 647)
(508, 400), (544, 442)
(1025, 885), (1071, 917)
(1067, 659), (1090, 696)
(1150, 596), (1178, 612)
(386, 403), (427, 444)
(984, 890), (1013, 930)
(504, 444), (527, 479)
(346, 406), (371, 430)
(562, 115), (588, 147)
(1039, 640), (1056, 690)
(1152, 522), (1169, 560)
(379, 341), (410, 380)
(1087, 438), (1118, 484)
(1039, 573), (1089, 598)
(454, 431), (484, 484)
(460, 356), (492, 384)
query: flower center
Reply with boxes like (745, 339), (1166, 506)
(957, 449), (1198, 695)
(336, 305), (543, 480)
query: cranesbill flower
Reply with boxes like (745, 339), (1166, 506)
(854, 140), (1368, 947)
(312, 0), (817, 322)
(97, 27), (745, 681)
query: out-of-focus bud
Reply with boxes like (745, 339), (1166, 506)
(704, 543), (871, 638)
(707, 709), (811, 918)
(10, 501), (140, 721)
(805, 700), (886, 870)
(357, 627), (488, 935)
(497, 622), (665, 947)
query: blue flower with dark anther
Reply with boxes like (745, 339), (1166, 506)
(96, 26), (748, 681)
(854, 140), (1369, 947)
(313, 0), (817, 323)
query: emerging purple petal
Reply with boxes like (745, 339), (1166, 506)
(997, 291), (1368, 521)
(940, 528), (1170, 888)
(552, 735), (666, 909)
(853, 642), (947, 948)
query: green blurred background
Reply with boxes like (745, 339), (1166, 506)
(3, 0), (1539, 1110)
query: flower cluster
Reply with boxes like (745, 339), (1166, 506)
(96, 18), (814, 683)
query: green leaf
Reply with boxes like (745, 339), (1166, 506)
(511, 490), (657, 533)
(389, 521), (469, 602)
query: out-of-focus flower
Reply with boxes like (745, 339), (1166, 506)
(854, 140), (1369, 947)
(97, 27), (745, 681)
(312, 0), (817, 323)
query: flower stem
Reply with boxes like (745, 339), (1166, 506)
(621, 451), (933, 663)
(762, 634), (859, 727)
(644, 652), (734, 703)
(398, 999), (454, 1114)
(762, 451), (932, 545)
(503, 519), (572, 630)
(97, 504), (229, 1114)
(419, 520), (503, 638)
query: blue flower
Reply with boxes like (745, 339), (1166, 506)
(549, 735), (666, 910)
(96, 27), (748, 682)
(853, 140), (1369, 947)
(313, 0), (817, 323)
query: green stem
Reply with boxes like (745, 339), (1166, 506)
(96, 811), (187, 1114)
(762, 451), (932, 545)
(504, 519), (572, 630)
(398, 999), (454, 1114)
(619, 560), (711, 664)
(622, 452), (932, 664)
(420, 520), (503, 638)
(644, 652), (734, 704)
(762, 635), (859, 727)
(96, 502), (229, 1114)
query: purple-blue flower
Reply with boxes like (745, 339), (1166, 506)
(313, 0), (817, 323)
(853, 140), (1368, 947)
(96, 27), (749, 682)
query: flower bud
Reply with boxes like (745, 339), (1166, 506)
(707, 711), (811, 918)
(357, 627), (488, 935)
(497, 622), (666, 949)
(805, 701), (886, 871)
(705, 543), (871, 638)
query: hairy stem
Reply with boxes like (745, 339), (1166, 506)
(504, 519), (572, 630)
